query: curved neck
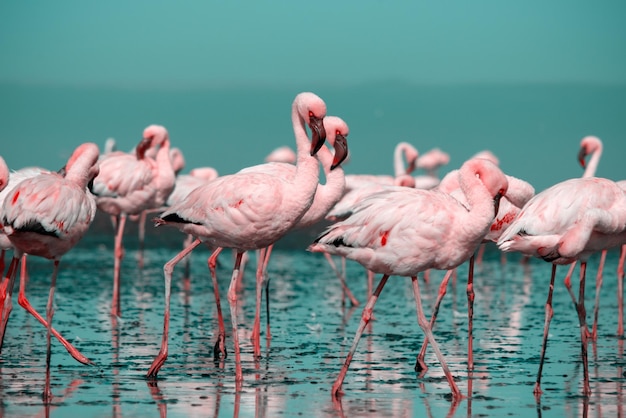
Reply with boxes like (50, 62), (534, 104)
(299, 144), (345, 226)
(393, 143), (410, 177)
(583, 144), (602, 178)
(289, 99), (321, 207)
(458, 161), (496, 230)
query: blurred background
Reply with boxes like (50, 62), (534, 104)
(1, 0), (625, 193)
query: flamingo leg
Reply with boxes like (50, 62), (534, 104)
(415, 269), (453, 373)
(618, 245), (625, 337)
(467, 255), (475, 372)
(43, 260), (60, 404)
(15, 257), (92, 365)
(262, 244), (274, 343)
(227, 252), (245, 383)
(137, 210), (147, 269)
(564, 262), (591, 338)
(331, 274), (389, 398)
(534, 264), (557, 396)
(251, 248), (266, 359)
(208, 247), (227, 361)
(0, 255), (20, 351)
(590, 250), (607, 340)
(411, 275), (462, 399)
(576, 262), (591, 396)
(111, 214), (127, 317)
(323, 253), (359, 307)
(147, 238), (201, 378)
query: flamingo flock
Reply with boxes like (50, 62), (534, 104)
(0, 92), (624, 405)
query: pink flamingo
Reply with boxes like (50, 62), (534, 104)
(308, 157), (509, 399)
(238, 115), (349, 358)
(562, 136), (606, 340)
(0, 142), (100, 402)
(92, 125), (176, 317)
(135, 147), (187, 267)
(497, 176), (626, 396)
(263, 145), (296, 164)
(414, 164), (534, 373)
(146, 92), (328, 382)
(414, 147), (450, 190)
(324, 142), (418, 303)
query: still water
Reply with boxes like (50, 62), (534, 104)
(0, 223), (624, 417)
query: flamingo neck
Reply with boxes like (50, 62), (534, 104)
(154, 137), (176, 204)
(393, 142), (413, 177)
(583, 144), (602, 178)
(300, 144), (346, 225)
(458, 161), (497, 233)
(289, 100), (321, 210)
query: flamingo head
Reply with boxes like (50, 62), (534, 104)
(137, 125), (170, 159)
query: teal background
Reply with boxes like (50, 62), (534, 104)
(1, 1), (625, 192)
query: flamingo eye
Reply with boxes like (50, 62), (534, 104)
(308, 111), (314, 118)
(336, 130), (341, 136)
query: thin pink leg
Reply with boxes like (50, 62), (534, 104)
(576, 262), (591, 396)
(476, 243), (486, 265)
(262, 244), (274, 342)
(227, 252), (245, 383)
(43, 260), (60, 404)
(208, 247), (227, 360)
(331, 274), (389, 398)
(111, 214), (127, 317)
(16, 258), (92, 365)
(467, 255), (475, 371)
(618, 245), (625, 337)
(137, 210), (147, 269)
(251, 248), (265, 359)
(323, 253), (359, 307)
(0, 255), (20, 351)
(415, 269), (453, 373)
(563, 261), (591, 338)
(147, 238), (201, 378)
(534, 264), (557, 397)
(590, 250), (607, 340)
(411, 275), (462, 399)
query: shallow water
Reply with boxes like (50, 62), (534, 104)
(0, 229), (624, 418)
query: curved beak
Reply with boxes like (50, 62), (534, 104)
(577, 147), (588, 169)
(331, 134), (349, 170)
(405, 159), (416, 175)
(493, 191), (504, 217)
(135, 137), (152, 159)
(309, 116), (327, 156)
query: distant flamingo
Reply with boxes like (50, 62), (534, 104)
(498, 176), (626, 396)
(92, 125), (176, 317)
(135, 147), (187, 267)
(414, 147), (450, 190)
(264, 146), (296, 164)
(562, 136), (606, 340)
(238, 115), (349, 358)
(309, 157), (509, 399)
(146, 92), (328, 382)
(0, 142), (100, 402)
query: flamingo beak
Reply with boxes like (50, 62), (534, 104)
(331, 134), (349, 170)
(135, 137), (152, 159)
(405, 159), (416, 175)
(309, 116), (327, 156)
(493, 191), (503, 217)
(577, 147), (588, 169)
